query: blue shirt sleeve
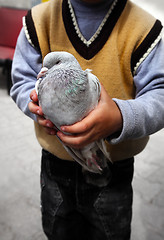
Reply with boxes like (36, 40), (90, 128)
(10, 28), (42, 121)
(112, 38), (164, 144)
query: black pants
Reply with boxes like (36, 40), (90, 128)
(40, 149), (134, 240)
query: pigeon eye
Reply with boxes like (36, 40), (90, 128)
(56, 60), (61, 65)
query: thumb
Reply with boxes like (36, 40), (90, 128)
(99, 84), (112, 103)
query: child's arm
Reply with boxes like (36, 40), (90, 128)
(111, 39), (164, 144)
(57, 40), (164, 148)
(10, 28), (41, 121)
(11, 28), (55, 134)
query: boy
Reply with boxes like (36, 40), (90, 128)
(11, 0), (164, 239)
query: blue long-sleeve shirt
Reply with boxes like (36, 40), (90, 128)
(10, 0), (164, 144)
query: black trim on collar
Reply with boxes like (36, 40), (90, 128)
(131, 20), (163, 74)
(25, 10), (41, 53)
(62, 0), (127, 60)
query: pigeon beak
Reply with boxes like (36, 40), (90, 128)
(37, 67), (49, 79)
(35, 67), (49, 95)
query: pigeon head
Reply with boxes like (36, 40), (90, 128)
(43, 51), (81, 69)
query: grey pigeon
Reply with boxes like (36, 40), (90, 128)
(35, 51), (111, 176)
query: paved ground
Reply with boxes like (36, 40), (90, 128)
(0, 1), (164, 240)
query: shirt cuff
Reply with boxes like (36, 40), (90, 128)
(107, 98), (136, 144)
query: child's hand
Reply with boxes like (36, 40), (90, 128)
(57, 85), (123, 149)
(28, 89), (57, 135)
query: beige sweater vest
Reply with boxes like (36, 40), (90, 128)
(24, 0), (162, 161)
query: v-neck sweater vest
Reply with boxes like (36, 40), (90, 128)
(23, 0), (162, 162)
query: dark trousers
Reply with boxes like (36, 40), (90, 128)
(40, 149), (134, 240)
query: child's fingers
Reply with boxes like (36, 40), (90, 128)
(28, 101), (43, 116)
(57, 130), (92, 149)
(29, 89), (56, 135)
(30, 89), (38, 103)
(43, 127), (57, 135)
(37, 116), (54, 127)
(37, 116), (56, 135)
(60, 110), (96, 135)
